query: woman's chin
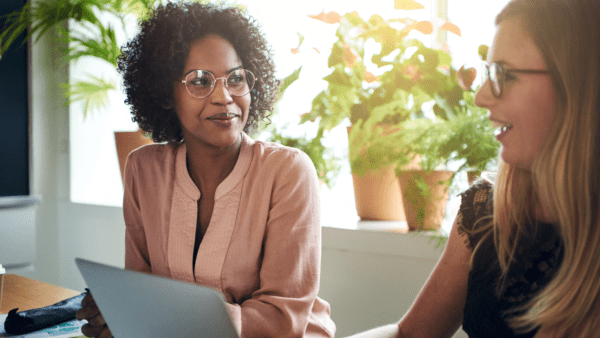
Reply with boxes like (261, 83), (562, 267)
(500, 150), (534, 171)
(209, 132), (242, 149)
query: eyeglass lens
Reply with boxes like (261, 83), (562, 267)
(184, 69), (255, 99)
(484, 63), (503, 97)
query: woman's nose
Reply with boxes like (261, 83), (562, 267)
(210, 78), (233, 104)
(474, 80), (494, 108)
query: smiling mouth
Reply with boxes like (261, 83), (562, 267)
(491, 120), (513, 136)
(207, 113), (239, 121)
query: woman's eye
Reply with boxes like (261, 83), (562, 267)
(228, 75), (244, 85)
(190, 77), (212, 87)
(504, 73), (517, 82)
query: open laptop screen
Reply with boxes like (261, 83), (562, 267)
(75, 258), (239, 338)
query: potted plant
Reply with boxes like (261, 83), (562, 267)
(349, 56), (499, 230)
(390, 45), (498, 230)
(300, 7), (464, 222)
(355, 61), (499, 231)
(299, 5), (499, 229)
(391, 93), (498, 230)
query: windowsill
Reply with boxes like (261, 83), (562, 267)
(68, 200), (449, 234)
(322, 219), (452, 235)
(71, 200), (455, 232)
(321, 221), (446, 259)
(321, 195), (457, 236)
(62, 201), (447, 261)
(325, 219), (410, 232)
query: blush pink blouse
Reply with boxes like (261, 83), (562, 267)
(123, 133), (335, 337)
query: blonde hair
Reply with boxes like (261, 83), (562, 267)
(490, 0), (600, 336)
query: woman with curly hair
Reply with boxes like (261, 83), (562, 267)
(75, 2), (335, 337)
(347, 0), (600, 337)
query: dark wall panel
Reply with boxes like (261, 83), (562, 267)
(0, 0), (29, 197)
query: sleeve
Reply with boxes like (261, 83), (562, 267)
(456, 180), (494, 250)
(234, 151), (332, 338)
(123, 151), (152, 273)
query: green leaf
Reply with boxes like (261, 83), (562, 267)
(410, 47), (439, 72)
(279, 67), (302, 98)
(366, 91), (410, 126)
(267, 131), (341, 188)
(301, 91), (325, 124)
(323, 64), (354, 87)
(340, 11), (364, 30)
(433, 93), (457, 120)
(111, 0), (159, 20)
(0, 0), (104, 56)
(436, 49), (452, 67)
(62, 75), (116, 119)
(309, 84), (356, 131)
(296, 32), (304, 49)
(368, 14), (385, 27)
(328, 40), (346, 68)
(68, 21), (122, 66)
(478, 44), (489, 61)
(0, 4), (33, 55)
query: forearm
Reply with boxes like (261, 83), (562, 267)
(224, 298), (318, 337)
(344, 323), (400, 338)
(391, 218), (470, 338)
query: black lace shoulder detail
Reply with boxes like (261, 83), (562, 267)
(459, 178), (564, 338)
(456, 179), (494, 250)
(498, 223), (563, 313)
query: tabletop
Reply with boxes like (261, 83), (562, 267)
(0, 274), (81, 314)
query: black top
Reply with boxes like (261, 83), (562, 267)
(457, 181), (563, 338)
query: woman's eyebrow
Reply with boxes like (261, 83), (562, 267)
(493, 60), (523, 69)
(227, 65), (243, 73)
(491, 60), (509, 66)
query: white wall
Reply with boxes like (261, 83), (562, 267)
(320, 228), (468, 337)
(57, 202), (126, 291)
(321, 228), (441, 337)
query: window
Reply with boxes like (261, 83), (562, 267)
(69, 0), (508, 234)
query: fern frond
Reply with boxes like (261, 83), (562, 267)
(62, 75), (116, 119)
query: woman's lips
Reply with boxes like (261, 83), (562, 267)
(490, 120), (513, 138)
(207, 112), (239, 120)
(207, 112), (239, 126)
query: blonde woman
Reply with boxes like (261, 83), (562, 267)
(347, 0), (600, 337)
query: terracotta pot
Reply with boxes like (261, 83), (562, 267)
(114, 129), (153, 183)
(467, 171), (482, 185)
(397, 170), (454, 231)
(347, 125), (414, 221)
(351, 165), (406, 221)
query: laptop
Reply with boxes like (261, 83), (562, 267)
(75, 258), (239, 338)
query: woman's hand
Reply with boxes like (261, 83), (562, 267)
(75, 291), (113, 338)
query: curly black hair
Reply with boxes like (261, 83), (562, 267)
(117, 2), (279, 143)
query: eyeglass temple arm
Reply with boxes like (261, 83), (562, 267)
(505, 68), (548, 74)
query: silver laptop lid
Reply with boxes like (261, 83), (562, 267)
(75, 258), (239, 338)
